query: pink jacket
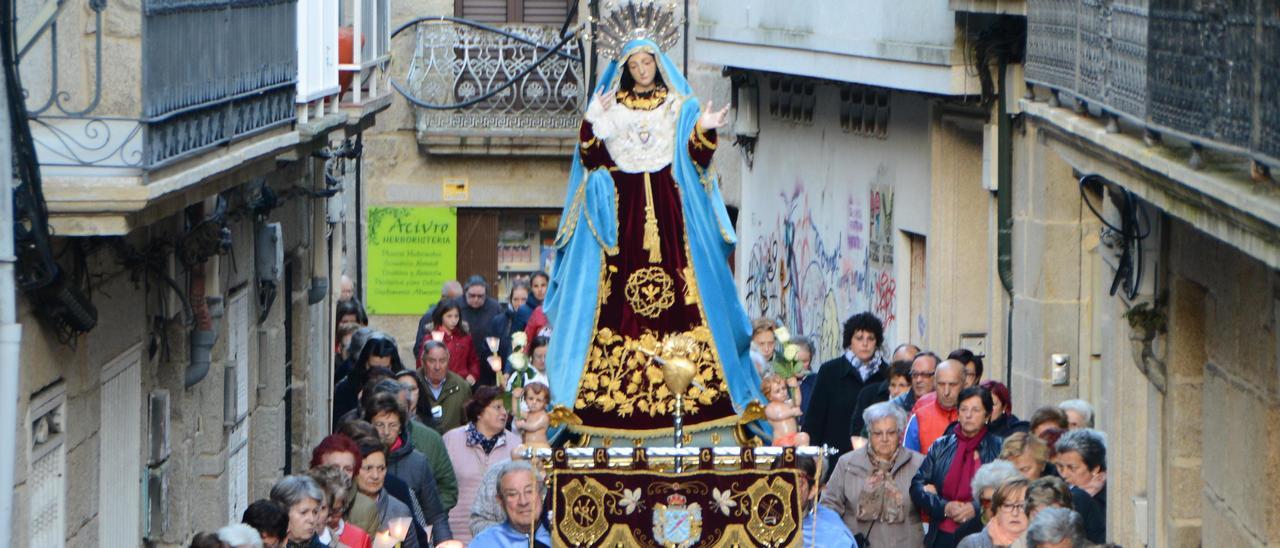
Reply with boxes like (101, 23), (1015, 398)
(441, 425), (521, 543)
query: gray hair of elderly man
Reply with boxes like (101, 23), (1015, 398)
(862, 401), (908, 432)
(269, 474), (325, 510)
(970, 460), (1022, 499)
(217, 523), (264, 548)
(469, 460), (545, 537)
(1027, 506), (1086, 547)
(1058, 399), (1095, 427)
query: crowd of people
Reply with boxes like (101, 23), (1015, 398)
(753, 312), (1111, 548)
(190, 273), (553, 547)
(189, 274), (1108, 548)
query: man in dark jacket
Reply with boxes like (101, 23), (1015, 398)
(802, 312), (887, 466)
(457, 275), (502, 385)
(364, 391), (454, 544)
(478, 282), (530, 374)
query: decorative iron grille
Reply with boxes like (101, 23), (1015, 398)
(1026, 0), (1280, 168)
(24, 0), (299, 172)
(410, 23), (584, 139)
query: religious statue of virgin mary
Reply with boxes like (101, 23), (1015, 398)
(543, 1), (766, 443)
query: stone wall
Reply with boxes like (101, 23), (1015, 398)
(925, 108), (1002, 370)
(1011, 113), (1280, 547)
(9, 167), (335, 546)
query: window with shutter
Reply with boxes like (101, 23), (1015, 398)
(29, 384), (67, 548)
(522, 0), (571, 24)
(457, 0), (508, 23)
(456, 0), (570, 23)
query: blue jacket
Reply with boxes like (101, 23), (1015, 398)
(908, 431), (1004, 547)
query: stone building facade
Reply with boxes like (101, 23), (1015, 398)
(6, 0), (388, 543)
(700, 1), (1280, 547)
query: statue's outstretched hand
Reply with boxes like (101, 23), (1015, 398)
(699, 100), (731, 130)
(593, 87), (617, 111)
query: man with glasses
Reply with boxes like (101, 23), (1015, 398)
(456, 275), (502, 385)
(469, 461), (552, 547)
(891, 351), (940, 413)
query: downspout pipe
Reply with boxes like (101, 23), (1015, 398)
(0, 56), (23, 548)
(186, 203), (221, 388)
(996, 54), (1015, 383)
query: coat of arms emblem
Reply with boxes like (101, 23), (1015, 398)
(652, 493), (702, 547)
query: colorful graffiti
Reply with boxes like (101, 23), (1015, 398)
(744, 176), (899, 362)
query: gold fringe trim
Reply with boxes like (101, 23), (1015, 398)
(642, 171), (662, 263)
(562, 410), (743, 439)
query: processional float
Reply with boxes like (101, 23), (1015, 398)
(511, 1), (835, 545)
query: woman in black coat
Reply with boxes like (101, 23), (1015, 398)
(981, 380), (1030, 438)
(910, 386), (1005, 548)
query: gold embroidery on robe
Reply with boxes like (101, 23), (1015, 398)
(576, 327), (728, 418)
(624, 266), (675, 318)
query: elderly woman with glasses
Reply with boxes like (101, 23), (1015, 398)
(957, 477), (1031, 548)
(953, 460), (1024, 540)
(820, 401), (924, 547)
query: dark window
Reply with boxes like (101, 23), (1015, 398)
(456, 0), (572, 24)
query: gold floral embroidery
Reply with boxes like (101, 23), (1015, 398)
(624, 266), (675, 318)
(576, 327), (728, 419)
(680, 266), (699, 305)
(617, 86), (669, 111)
(599, 265), (618, 306)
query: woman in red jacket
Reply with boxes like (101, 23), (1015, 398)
(428, 302), (480, 384)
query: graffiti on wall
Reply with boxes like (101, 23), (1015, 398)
(744, 175), (899, 362)
(868, 186), (896, 327)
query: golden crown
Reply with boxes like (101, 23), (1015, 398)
(595, 0), (682, 62)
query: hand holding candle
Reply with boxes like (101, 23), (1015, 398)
(372, 532), (397, 548)
(387, 517), (411, 542)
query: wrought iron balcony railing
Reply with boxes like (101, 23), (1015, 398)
(1025, 0), (1280, 170)
(409, 22), (585, 155)
(26, 0), (299, 172)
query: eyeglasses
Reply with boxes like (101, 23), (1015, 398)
(999, 501), (1027, 513)
(910, 371), (935, 379)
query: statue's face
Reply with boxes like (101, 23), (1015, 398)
(626, 52), (657, 90)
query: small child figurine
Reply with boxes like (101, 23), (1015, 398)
(763, 375), (809, 447)
(513, 382), (551, 459)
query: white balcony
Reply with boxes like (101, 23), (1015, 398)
(695, 0), (981, 95)
(338, 0), (393, 121)
(297, 0), (343, 136)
